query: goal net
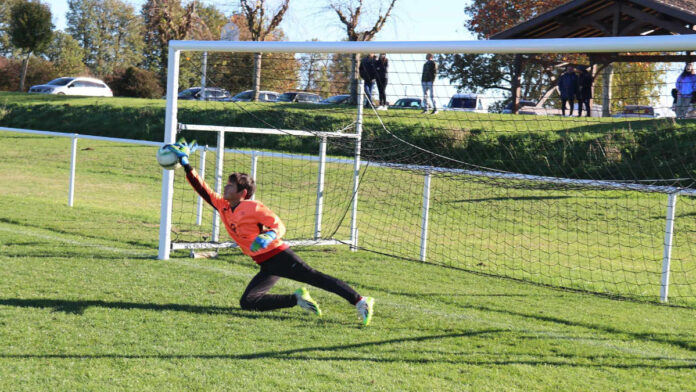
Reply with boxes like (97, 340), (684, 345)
(160, 36), (696, 306)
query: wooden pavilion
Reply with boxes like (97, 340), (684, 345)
(490, 0), (696, 115)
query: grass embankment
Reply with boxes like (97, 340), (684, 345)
(2, 91), (695, 181)
(1, 133), (696, 390)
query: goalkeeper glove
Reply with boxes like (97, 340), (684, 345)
(250, 230), (277, 252)
(167, 137), (198, 166)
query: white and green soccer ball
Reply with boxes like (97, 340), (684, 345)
(156, 145), (180, 170)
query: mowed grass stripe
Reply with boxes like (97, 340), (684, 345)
(2, 219), (694, 367)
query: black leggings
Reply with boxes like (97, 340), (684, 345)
(239, 248), (361, 311)
(561, 97), (574, 115)
(377, 78), (388, 106)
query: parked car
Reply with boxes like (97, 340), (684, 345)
(319, 94), (351, 105)
(28, 77), (113, 97)
(613, 105), (658, 118)
(276, 92), (322, 103)
(443, 93), (485, 112)
(502, 99), (537, 114)
(228, 90), (280, 102)
(519, 103), (603, 117)
(390, 97), (423, 109)
(177, 87), (231, 101)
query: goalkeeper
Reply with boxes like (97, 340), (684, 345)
(167, 139), (375, 326)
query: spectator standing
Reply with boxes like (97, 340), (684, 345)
(675, 63), (696, 119)
(359, 53), (378, 107)
(576, 65), (593, 117)
(421, 53), (438, 114)
(557, 66), (578, 116)
(375, 53), (389, 109)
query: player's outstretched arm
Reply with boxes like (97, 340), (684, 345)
(167, 138), (224, 209)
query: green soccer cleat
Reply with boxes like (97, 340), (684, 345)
(356, 296), (375, 326)
(294, 287), (322, 317)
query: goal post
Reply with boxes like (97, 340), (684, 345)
(158, 36), (696, 305)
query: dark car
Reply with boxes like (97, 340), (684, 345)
(277, 92), (322, 103)
(502, 99), (537, 114)
(390, 98), (423, 109)
(319, 94), (351, 105)
(228, 90), (280, 102)
(178, 87), (231, 101)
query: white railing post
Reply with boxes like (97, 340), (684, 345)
(68, 134), (78, 207)
(250, 151), (258, 201)
(212, 131), (225, 242)
(196, 146), (207, 226)
(158, 47), (181, 260)
(660, 193), (678, 303)
(420, 170), (432, 261)
(350, 80), (364, 252)
(315, 136), (327, 240)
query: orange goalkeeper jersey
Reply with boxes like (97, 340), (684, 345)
(185, 167), (287, 263)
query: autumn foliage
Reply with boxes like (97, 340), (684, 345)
(465, 0), (568, 38)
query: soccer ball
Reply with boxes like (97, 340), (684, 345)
(157, 145), (180, 170)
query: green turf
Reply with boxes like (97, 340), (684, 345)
(2, 131), (696, 391)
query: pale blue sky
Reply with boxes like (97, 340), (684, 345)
(46, 0), (476, 41)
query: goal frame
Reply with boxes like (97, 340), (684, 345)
(158, 36), (696, 278)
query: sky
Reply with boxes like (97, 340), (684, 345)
(46, 0), (476, 42)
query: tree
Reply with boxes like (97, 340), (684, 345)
(298, 38), (332, 96)
(329, 0), (397, 104)
(442, 0), (665, 114)
(44, 31), (86, 76)
(9, 0), (52, 91)
(66, 0), (144, 77)
(0, 0), (22, 57)
(142, 0), (196, 84)
(327, 52), (352, 95)
(593, 61), (666, 113)
(0, 55), (57, 91)
(240, 0), (290, 101)
(195, 13), (298, 96)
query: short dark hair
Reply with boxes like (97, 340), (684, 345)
(228, 172), (255, 199)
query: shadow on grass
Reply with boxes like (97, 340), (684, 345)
(0, 328), (694, 369)
(356, 284), (696, 354)
(446, 195), (572, 203)
(0, 298), (296, 321)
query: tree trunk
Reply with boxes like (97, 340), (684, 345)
(252, 52), (262, 101)
(602, 64), (613, 117)
(19, 54), (30, 92)
(350, 53), (359, 105)
(510, 54), (522, 114)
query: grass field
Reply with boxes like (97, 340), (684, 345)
(2, 132), (696, 390)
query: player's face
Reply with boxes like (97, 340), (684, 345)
(223, 181), (245, 204)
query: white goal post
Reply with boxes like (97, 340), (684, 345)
(158, 36), (696, 304)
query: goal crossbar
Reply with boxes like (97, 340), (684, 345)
(168, 35), (696, 54)
(179, 124), (359, 139)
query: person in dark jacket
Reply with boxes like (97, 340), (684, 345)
(421, 53), (438, 114)
(359, 53), (378, 107)
(576, 65), (593, 117)
(557, 66), (577, 116)
(375, 53), (389, 109)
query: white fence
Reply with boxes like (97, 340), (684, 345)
(2, 125), (690, 303)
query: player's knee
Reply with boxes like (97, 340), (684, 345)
(239, 296), (254, 310)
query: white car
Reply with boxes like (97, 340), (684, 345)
(443, 93), (486, 113)
(29, 77), (113, 97)
(613, 105), (659, 118)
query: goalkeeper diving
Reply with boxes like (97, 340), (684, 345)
(166, 139), (375, 326)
